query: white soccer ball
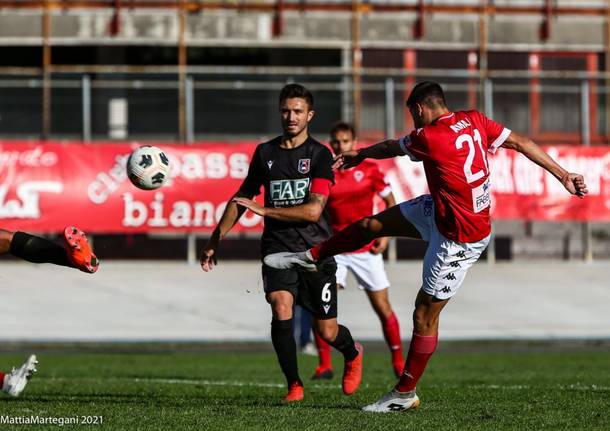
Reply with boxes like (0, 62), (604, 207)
(126, 146), (171, 190)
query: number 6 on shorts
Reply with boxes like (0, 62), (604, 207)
(321, 283), (331, 302)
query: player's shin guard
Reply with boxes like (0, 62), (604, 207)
(310, 223), (371, 261)
(314, 331), (332, 370)
(9, 232), (71, 267)
(271, 319), (303, 388)
(327, 325), (358, 361)
(395, 332), (438, 392)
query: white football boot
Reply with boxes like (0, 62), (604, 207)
(2, 355), (38, 397)
(263, 250), (317, 271)
(362, 388), (420, 413)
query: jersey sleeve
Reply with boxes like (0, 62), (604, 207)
(398, 129), (427, 162)
(477, 112), (511, 154)
(312, 146), (335, 182)
(237, 146), (263, 197)
(370, 164), (392, 198)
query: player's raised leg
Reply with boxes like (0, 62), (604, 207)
(264, 205), (421, 270)
(0, 227), (98, 274)
(1, 355), (38, 397)
(267, 290), (304, 402)
(313, 318), (362, 395)
(365, 288), (404, 377)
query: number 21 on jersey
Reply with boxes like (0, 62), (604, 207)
(455, 129), (491, 213)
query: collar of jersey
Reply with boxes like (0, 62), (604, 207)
(278, 135), (312, 150)
(437, 112), (455, 121)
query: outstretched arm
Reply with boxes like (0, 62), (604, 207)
(333, 140), (405, 170)
(501, 132), (588, 198)
(233, 192), (328, 223)
(201, 191), (251, 272)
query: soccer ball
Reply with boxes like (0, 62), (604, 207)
(126, 146), (171, 190)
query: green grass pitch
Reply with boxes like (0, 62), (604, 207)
(1, 347), (609, 430)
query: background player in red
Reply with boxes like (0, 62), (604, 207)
(201, 84), (363, 403)
(312, 122), (404, 380)
(265, 81), (588, 412)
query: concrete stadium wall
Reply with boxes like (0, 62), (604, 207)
(0, 261), (608, 342)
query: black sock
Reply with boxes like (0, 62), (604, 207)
(9, 232), (71, 268)
(328, 324), (359, 361)
(271, 319), (302, 388)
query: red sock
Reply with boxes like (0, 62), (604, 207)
(382, 312), (403, 362)
(314, 331), (332, 370)
(395, 332), (438, 392)
(311, 222), (370, 261)
(0, 372), (5, 390)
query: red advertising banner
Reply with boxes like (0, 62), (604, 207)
(0, 141), (608, 233)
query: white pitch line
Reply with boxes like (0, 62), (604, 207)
(36, 378), (610, 392)
(134, 378), (285, 388)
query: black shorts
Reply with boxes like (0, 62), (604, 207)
(262, 258), (337, 320)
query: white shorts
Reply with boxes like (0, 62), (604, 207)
(398, 195), (490, 300)
(335, 252), (390, 292)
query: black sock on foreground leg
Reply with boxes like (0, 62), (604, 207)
(9, 232), (71, 267)
(328, 324), (359, 361)
(271, 319), (303, 388)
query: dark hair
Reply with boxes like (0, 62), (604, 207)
(330, 121), (356, 139)
(406, 81), (446, 109)
(279, 83), (314, 109)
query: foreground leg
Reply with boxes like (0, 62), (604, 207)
(1, 355), (38, 397)
(314, 318), (362, 395)
(363, 290), (448, 412)
(267, 290), (303, 402)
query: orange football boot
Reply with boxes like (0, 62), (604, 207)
(63, 226), (99, 274)
(342, 342), (363, 395)
(283, 382), (304, 403)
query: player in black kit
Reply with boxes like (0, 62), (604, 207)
(201, 84), (363, 402)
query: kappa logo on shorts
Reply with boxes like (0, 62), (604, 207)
(423, 198), (433, 216)
(444, 273), (456, 281)
(449, 261), (461, 268)
(298, 158), (311, 174)
(440, 286), (452, 294)
(323, 305), (331, 314)
(455, 251), (466, 259)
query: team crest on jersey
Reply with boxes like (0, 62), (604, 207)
(297, 158), (311, 174)
(353, 170), (364, 182)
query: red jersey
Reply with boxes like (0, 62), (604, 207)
(399, 110), (511, 243)
(327, 160), (392, 253)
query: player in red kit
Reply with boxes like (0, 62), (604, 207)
(312, 122), (404, 380)
(265, 81), (588, 412)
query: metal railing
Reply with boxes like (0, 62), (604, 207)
(0, 69), (607, 144)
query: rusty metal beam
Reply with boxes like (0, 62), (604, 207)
(540, 0), (553, 41)
(413, 0), (424, 39)
(41, 0), (51, 140)
(351, 0), (361, 134)
(0, 1), (608, 17)
(178, 0), (187, 143)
